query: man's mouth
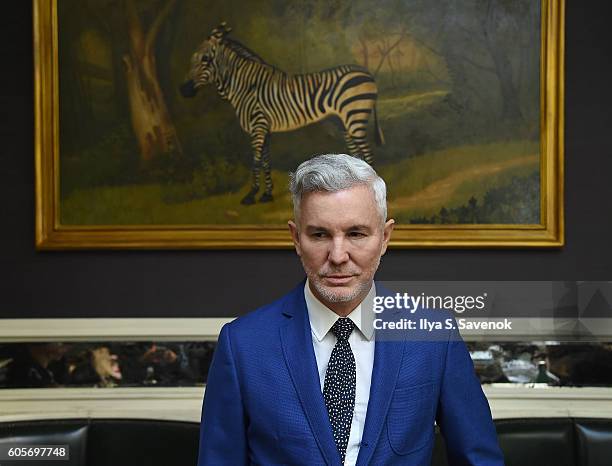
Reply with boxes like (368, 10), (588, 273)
(323, 275), (355, 285)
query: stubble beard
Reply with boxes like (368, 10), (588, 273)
(303, 255), (381, 305)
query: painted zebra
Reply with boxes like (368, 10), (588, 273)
(180, 22), (384, 205)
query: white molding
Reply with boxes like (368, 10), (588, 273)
(484, 385), (612, 419)
(0, 318), (234, 342)
(0, 387), (204, 423)
(1, 385), (612, 424)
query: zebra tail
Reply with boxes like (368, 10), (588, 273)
(374, 104), (385, 146)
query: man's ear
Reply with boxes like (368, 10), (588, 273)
(380, 218), (395, 256)
(288, 220), (302, 256)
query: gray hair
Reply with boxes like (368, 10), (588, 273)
(289, 154), (387, 223)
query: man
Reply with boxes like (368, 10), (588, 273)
(198, 154), (504, 465)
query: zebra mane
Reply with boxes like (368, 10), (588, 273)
(222, 37), (270, 66)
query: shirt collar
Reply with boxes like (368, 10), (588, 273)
(304, 279), (376, 342)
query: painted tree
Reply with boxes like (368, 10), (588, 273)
(428, 0), (535, 123)
(378, 0), (537, 124)
(122, 0), (183, 162)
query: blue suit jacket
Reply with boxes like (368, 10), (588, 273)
(198, 282), (504, 465)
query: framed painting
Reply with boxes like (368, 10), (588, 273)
(34, 0), (563, 249)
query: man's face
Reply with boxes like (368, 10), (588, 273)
(288, 185), (394, 316)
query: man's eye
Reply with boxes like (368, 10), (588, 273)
(348, 231), (366, 238)
(311, 232), (327, 239)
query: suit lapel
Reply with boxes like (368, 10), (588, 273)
(355, 314), (406, 466)
(279, 286), (341, 466)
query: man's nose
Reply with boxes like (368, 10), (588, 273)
(328, 237), (349, 264)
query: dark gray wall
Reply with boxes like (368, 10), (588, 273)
(1, 2), (611, 319)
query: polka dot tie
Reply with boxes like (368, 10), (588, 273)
(323, 318), (356, 465)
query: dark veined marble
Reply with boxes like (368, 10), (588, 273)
(2, 340), (612, 388)
(0, 341), (216, 388)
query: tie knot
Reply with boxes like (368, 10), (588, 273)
(331, 318), (355, 341)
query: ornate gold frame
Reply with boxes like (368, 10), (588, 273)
(34, 0), (564, 249)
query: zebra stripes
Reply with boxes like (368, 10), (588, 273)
(181, 23), (384, 205)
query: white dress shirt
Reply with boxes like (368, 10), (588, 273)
(304, 280), (376, 466)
